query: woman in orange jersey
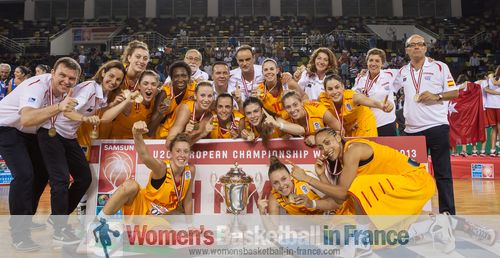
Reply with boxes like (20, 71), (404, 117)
(195, 93), (244, 140)
(319, 74), (393, 137)
(149, 61), (197, 139)
(98, 121), (195, 216)
(251, 58), (306, 117)
(108, 70), (159, 139)
(281, 91), (341, 146)
(165, 80), (214, 147)
(120, 40), (149, 91)
(288, 127), (435, 216)
(240, 97), (305, 143)
(257, 156), (337, 215)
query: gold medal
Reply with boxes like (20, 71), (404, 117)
(48, 127), (57, 137)
(193, 123), (200, 131)
(134, 94), (144, 104)
(288, 193), (297, 204)
(414, 94), (420, 102)
(163, 98), (172, 107)
(90, 128), (99, 139)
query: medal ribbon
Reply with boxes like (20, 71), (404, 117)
(168, 162), (185, 202)
(241, 74), (255, 98)
(410, 65), (423, 95)
(362, 72), (380, 96)
(49, 85), (59, 129)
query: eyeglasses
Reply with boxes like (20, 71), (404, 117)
(185, 56), (201, 62)
(406, 42), (426, 48)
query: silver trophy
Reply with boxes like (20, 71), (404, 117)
(211, 162), (262, 214)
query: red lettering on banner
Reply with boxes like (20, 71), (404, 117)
(192, 180), (201, 213)
(213, 183), (224, 214)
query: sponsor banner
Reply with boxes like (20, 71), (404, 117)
(471, 163), (495, 179)
(88, 137), (429, 216)
(73, 27), (117, 42)
(0, 155), (12, 185)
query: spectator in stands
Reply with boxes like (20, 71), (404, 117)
(7, 66), (30, 94)
(228, 45), (264, 109)
(35, 64), (50, 76)
(240, 97), (304, 144)
(393, 34), (458, 215)
(485, 66), (500, 156)
(0, 63), (10, 85)
(469, 53), (480, 79)
(319, 74), (393, 137)
(353, 48), (398, 136)
(295, 47), (338, 101)
(0, 63), (9, 100)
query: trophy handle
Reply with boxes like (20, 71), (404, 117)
(210, 172), (226, 202)
(248, 172), (263, 199)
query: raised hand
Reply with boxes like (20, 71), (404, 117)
(231, 82), (242, 103)
(294, 65), (306, 81)
(262, 109), (278, 128)
(185, 119), (196, 133)
(294, 194), (313, 208)
(281, 72), (293, 84)
(257, 190), (269, 215)
(315, 157), (326, 176)
(132, 120), (149, 135)
(285, 159), (308, 182)
(304, 135), (316, 147)
(59, 88), (78, 112)
(205, 115), (216, 134)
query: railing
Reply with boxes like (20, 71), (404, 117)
(0, 35), (25, 53)
(12, 37), (49, 47)
(415, 24), (439, 39)
(469, 31), (487, 46)
(109, 32), (309, 49)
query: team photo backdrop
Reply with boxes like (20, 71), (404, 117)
(86, 136), (429, 215)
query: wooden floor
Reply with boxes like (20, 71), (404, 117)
(1, 179), (499, 215)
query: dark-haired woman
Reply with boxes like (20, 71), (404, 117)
(319, 74), (393, 137)
(7, 66), (30, 93)
(239, 97), (305, 142)
(288, 127), (435, 216)
(257, 157), (337, 215)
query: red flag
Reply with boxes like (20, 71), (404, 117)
(448, 82), (486, 147)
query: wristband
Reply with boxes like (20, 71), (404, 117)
(311, 200), (317, 209)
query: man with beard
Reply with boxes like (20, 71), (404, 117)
(165, 49), (208, 84)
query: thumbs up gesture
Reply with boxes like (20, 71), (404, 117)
(231, 82), (242, 103)
(58, 88), (78, 112)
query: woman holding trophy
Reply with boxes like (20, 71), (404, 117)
(98, 121), (195, 216)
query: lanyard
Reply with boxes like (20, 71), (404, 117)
(362, 72), (380, 96)
(168, 162), (185, 201)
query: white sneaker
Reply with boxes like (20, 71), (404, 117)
(429, 213), (455, 253)
(467, 222), (497, 245)
(342, 238), (373, 258)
